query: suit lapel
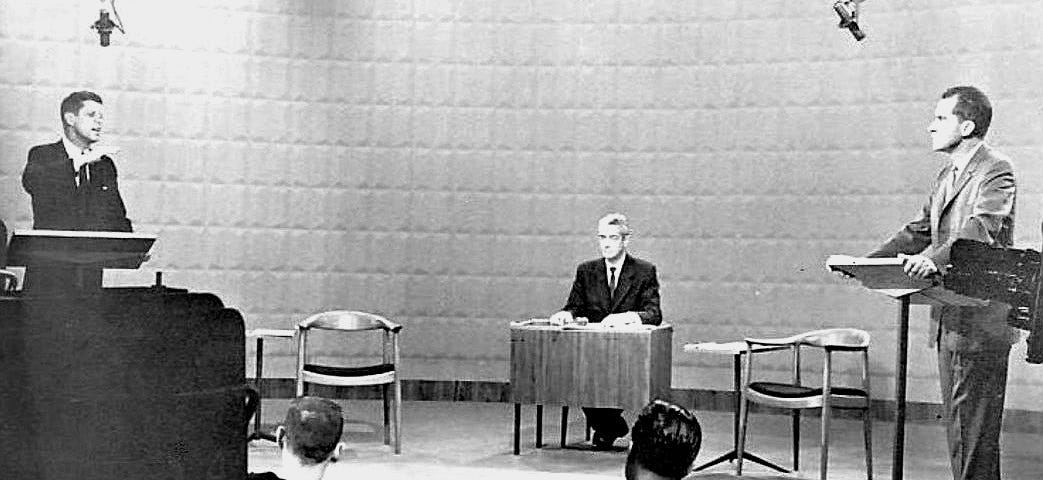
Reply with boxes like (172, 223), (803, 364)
(610, 256), (636, 310)
(938, 145), (989, 218)
(592, 261), (611, 308)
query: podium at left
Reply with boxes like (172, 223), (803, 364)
(0, 230), (257, 480)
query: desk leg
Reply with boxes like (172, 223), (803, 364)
(693, 352), (788, 473)
(514, 403), (521, 455)
(893, 296), (910, 480)
(254, 337), (263, 433)
(247, 338), (276, 442)
(560, 406), (569, 448)
(536, 405), (543, 448)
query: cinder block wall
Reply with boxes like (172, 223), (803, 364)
(1, 1), (1040, 411)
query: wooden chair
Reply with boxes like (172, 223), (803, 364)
(736, 328), (872, 480)
(0, 270), (17, 295)
(295, 310), (403, 454)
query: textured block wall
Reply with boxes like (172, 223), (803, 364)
(1, 1), (1041, 410)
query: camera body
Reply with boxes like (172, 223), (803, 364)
(834, 1), (866, 41)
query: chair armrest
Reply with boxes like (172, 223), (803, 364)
(0, 269), (18, 292)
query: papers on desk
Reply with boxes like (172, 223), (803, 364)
(511, 319), (655, 330)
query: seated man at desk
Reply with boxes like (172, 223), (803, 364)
(550, 213), (662, 449)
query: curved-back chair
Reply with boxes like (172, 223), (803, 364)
(295, 310), (402, 454)
(736, 328), (872, 480)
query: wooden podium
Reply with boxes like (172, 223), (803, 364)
(827, 255), (987, 480)
(509, 321), (672, 454)
(6, 229), (156, 293)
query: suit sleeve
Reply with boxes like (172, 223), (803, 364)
(562, 265), (586, 315)
(22, 146), (70, 229)
(923, 162), (1014, 269)
(636, 265), (662, 325)
(867, 192), (934, 258)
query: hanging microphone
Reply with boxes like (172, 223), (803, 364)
(90, 0), (125, 47)
(92, 11), (116, 46)
(834, 1), (866, 41)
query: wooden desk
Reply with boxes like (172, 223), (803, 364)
(509, 322), (672, 454)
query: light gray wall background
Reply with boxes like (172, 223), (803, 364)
(1, 0), (1041, 411)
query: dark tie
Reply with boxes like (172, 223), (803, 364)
(609, 267), (617, 298)
(77, 163), (89, 189)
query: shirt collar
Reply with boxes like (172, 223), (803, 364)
(61, 133), (94, 171)
(605, 253), (626, 271)
(951, 141), (984, 174)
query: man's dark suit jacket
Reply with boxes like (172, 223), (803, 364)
(22, 140), (132, 232)
(563, 254), (661, 325)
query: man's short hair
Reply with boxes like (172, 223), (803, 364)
(941, 86), (992, 139)
(626, 399), (702, 480)
(60, 91), (103, 125)
(282, 396), (344, 464)
(598, 213), (632, 237)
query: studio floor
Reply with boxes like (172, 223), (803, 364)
(247, 400), (1043, 480)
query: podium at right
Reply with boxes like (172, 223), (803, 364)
(827, 255), (988, 480)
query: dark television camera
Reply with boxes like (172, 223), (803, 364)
(834, 1), (866, 41)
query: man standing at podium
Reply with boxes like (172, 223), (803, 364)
(20, 91), (133, 292)
(867, 86), (1017, 480)
(22, 91), (132, 232)
(550, 213), (662, 449)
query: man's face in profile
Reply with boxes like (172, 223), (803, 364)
(65, 100), (105, 146)
(597, 223), (627, 262)
(929, 95), (966, 153)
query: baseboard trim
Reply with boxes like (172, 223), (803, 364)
(255, 378), (1043, 434)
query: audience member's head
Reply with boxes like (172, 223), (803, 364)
(625, 399), (702, 480)
(274, 397), (345, 479)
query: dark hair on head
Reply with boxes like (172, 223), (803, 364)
(282, 396), (344, 464)
(626, 399), (702, 480)
(60, 91), (103, 125)
(941, 86), (992, 139)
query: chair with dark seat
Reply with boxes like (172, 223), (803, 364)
(295, 310), (402, 454)
(736, 328), (872, 480)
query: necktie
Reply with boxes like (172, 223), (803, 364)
(944, 166), (958, 203)
(609, 267), (617, 298)
(77, 163), (89, 189)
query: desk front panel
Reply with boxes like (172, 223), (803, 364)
(510, 325), (671, 410)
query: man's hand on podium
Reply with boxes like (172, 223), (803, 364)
(548, 310), (573, 326)
(602, 312), (640, 327)
(898, 253), (938, 279)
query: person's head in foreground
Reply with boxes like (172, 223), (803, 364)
(625, 399), (702, 480)
(274, 396), (345, 480)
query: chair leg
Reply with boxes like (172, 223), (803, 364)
(792, 410), (801, 471)
(736, 396), (751, 476)
(863, 408), (873, 480)
(393, 377), (402, 454)
(820, 405), (831, 480)
(382, 384), (391, 446)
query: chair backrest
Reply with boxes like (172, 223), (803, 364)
(794, 328), (870, 350)
(0, 269), (17, 294)
(299, 310), (402, 333)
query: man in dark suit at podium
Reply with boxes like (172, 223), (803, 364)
(22, 90), (132, 233)
(20, 91), (133, 292)
(550, 213), (662, 449)
(867, 86), (1017, 480)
